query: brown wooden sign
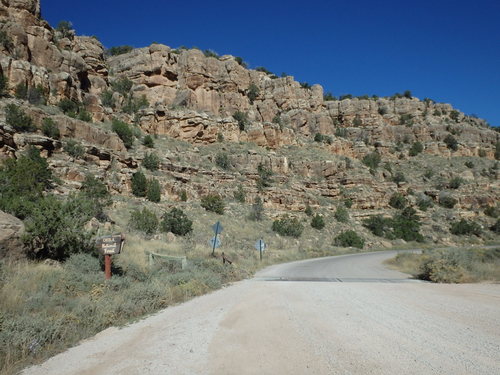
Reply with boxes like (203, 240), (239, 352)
(96, 234), (124, 255)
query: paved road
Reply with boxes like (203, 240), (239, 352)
(23, 250), (500, 375)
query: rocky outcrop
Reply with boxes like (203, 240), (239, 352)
(0, 210), (25, 259)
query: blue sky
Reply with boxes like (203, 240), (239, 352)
(41, 0), (500, 126)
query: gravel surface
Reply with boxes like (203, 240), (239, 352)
(23, 251), (500, 375)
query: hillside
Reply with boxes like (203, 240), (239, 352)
(0, 0), (499, 254)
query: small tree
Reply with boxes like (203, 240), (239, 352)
(234, 185), (246, 203)
(215, 152), (230, 170)
(56, 20), (73, 38)
(143, 135), (154, 148)
(0, 74), (8, 96)
(256, 163), (273, 191)
(443, 135), (458, 151)
(64, 139), (85, 159)
(448, 177), (464, 189)
(272, 215), (304, 238)
(112, 119), (134, 149)
(129, 207), (158, 235)
(146, 178), (161, 202)
(450, 219), (481, 236)
(233, 111), (249, 131)
(311, 214), (325, 230)
(247, 84), (259, 104)
(389, 193), (407, 209)
(362, 152), (381, 169)
(304, 204), (313, 217)
(249, 196), (264, 221)
(143, 152), (160, 171)
(409, 141), (423, 156)
(160, 208), (193, 235)
(111, 77), (133, 95)
(334, 206), (349, 223)
(201, 194), (225, 214)
(5, 104), (35, 132)
(334, 231), (364, 248)
(439, 194), (457, 209)
(108, 45), (133, 56)
(392, 172), (406, 184)
(58, 98), (79, 116)
(131, 171), (147, 197)
(41, 118), (60, 139)
(417, 195), (433, 211)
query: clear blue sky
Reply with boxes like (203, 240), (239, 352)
(41, 0), (500, 126)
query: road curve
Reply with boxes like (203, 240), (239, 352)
(23, 250), (500, 375)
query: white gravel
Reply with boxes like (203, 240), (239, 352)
(23, 252), (500, 375)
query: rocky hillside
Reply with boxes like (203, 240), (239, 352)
(0, 0), (499, 249)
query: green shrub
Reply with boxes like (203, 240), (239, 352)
(77, 110), (92, 122)
(416, 195), (433, 211)
(179, 190), (188, 202)
(5, 104), (35, 132)
(215, 152), (230, 170)
(248, 196), (264, 221)
(0, 30), (13, 50)
(314, 133), (324, 142)
(448, 176), (464, 189)
(101, 90), (114, 107)
(484, 206), (499, 218)
(311, 214), (325, 230)
(201, 194), (225, 214)
(15, 82), (27, 99)
(247, 84), (259, 104)
(80, 174), (111, 208)
(112, 119), (134, 149)
(146, 178), (161, 202)
(344, 198), (353, 208)
(323, 92), (336, 101)
(495, 142), (500, 161)
(391, 207), (424, 242)
(56, 20), (73, 38)
(58, 98), (79, 116)
(41, 118), (60, 139)
(0, 74), (8, 96)
(234, 185), (246, 203)
(304, 204), (313, 216)
(399, 113), (413, 126)
(0, 147), (53, 218)
(64, 139), (85, 159)
(378, 106), (388, 115)
(234, 56), (247, 67)
(272, 215), (303, 238)
(22, 194), (96, 260)
(300, 82), (311, 89)
(491, 219), (500, 234)
(362, 152), (381, 169)
(143, 135), (154, 148)
(160, 208), (193, 235)
(352, 115), (362, 126)
(409, 141), (423, 156)
(27, 85), (47, 105)
(111, 77), (133, 95)
(233, 111), (249, 131)
(143, 152), (160, 171)
(129, 207), (158, 235)
(334, 230), (364, 248)
(108, 45), (133, 56)
(439, 195), (457, 209)
(256, 163), (273, 191)
(335, 128), (347, 138)
(389, 193), (407, 209)
(131, 171), (147, 197)
(450, 219), (481, 236)
(339, 94), (353, 100)
(334, 206), (349, 223)
(403, 90), (412, 99)
(443, 134), (458, 151)
(449, 110), (460, 121)
(122, 95), (149, 114)
(363, 215), (392, 237)
(392, 172), (406, 184)
(465, 161), (474, 169)
(203, 49), (219, 58)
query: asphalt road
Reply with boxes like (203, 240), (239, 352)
(23, 250), (500, 375)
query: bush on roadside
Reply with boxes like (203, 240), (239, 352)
(334, 230), (364, 248)
(311, 214), (325, 230)
(201, 194), (225, 214)
(272, 215), (303, 238)
(160, 208), (192, 236)
(129, 207), (158, 235)
(450, 219), (481, 236)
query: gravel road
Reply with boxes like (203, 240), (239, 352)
(23, 251), (500, 375)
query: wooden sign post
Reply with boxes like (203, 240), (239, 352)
(96, 234), (125, 280)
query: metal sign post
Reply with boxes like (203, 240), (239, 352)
(211, 221), (223, 256)
(254, 239), (266, 261)
(95, 234), (125, 280)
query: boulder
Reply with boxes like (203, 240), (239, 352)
(0, 210), (25, 259)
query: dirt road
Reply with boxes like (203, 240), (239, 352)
(23, 251), (500, 375)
